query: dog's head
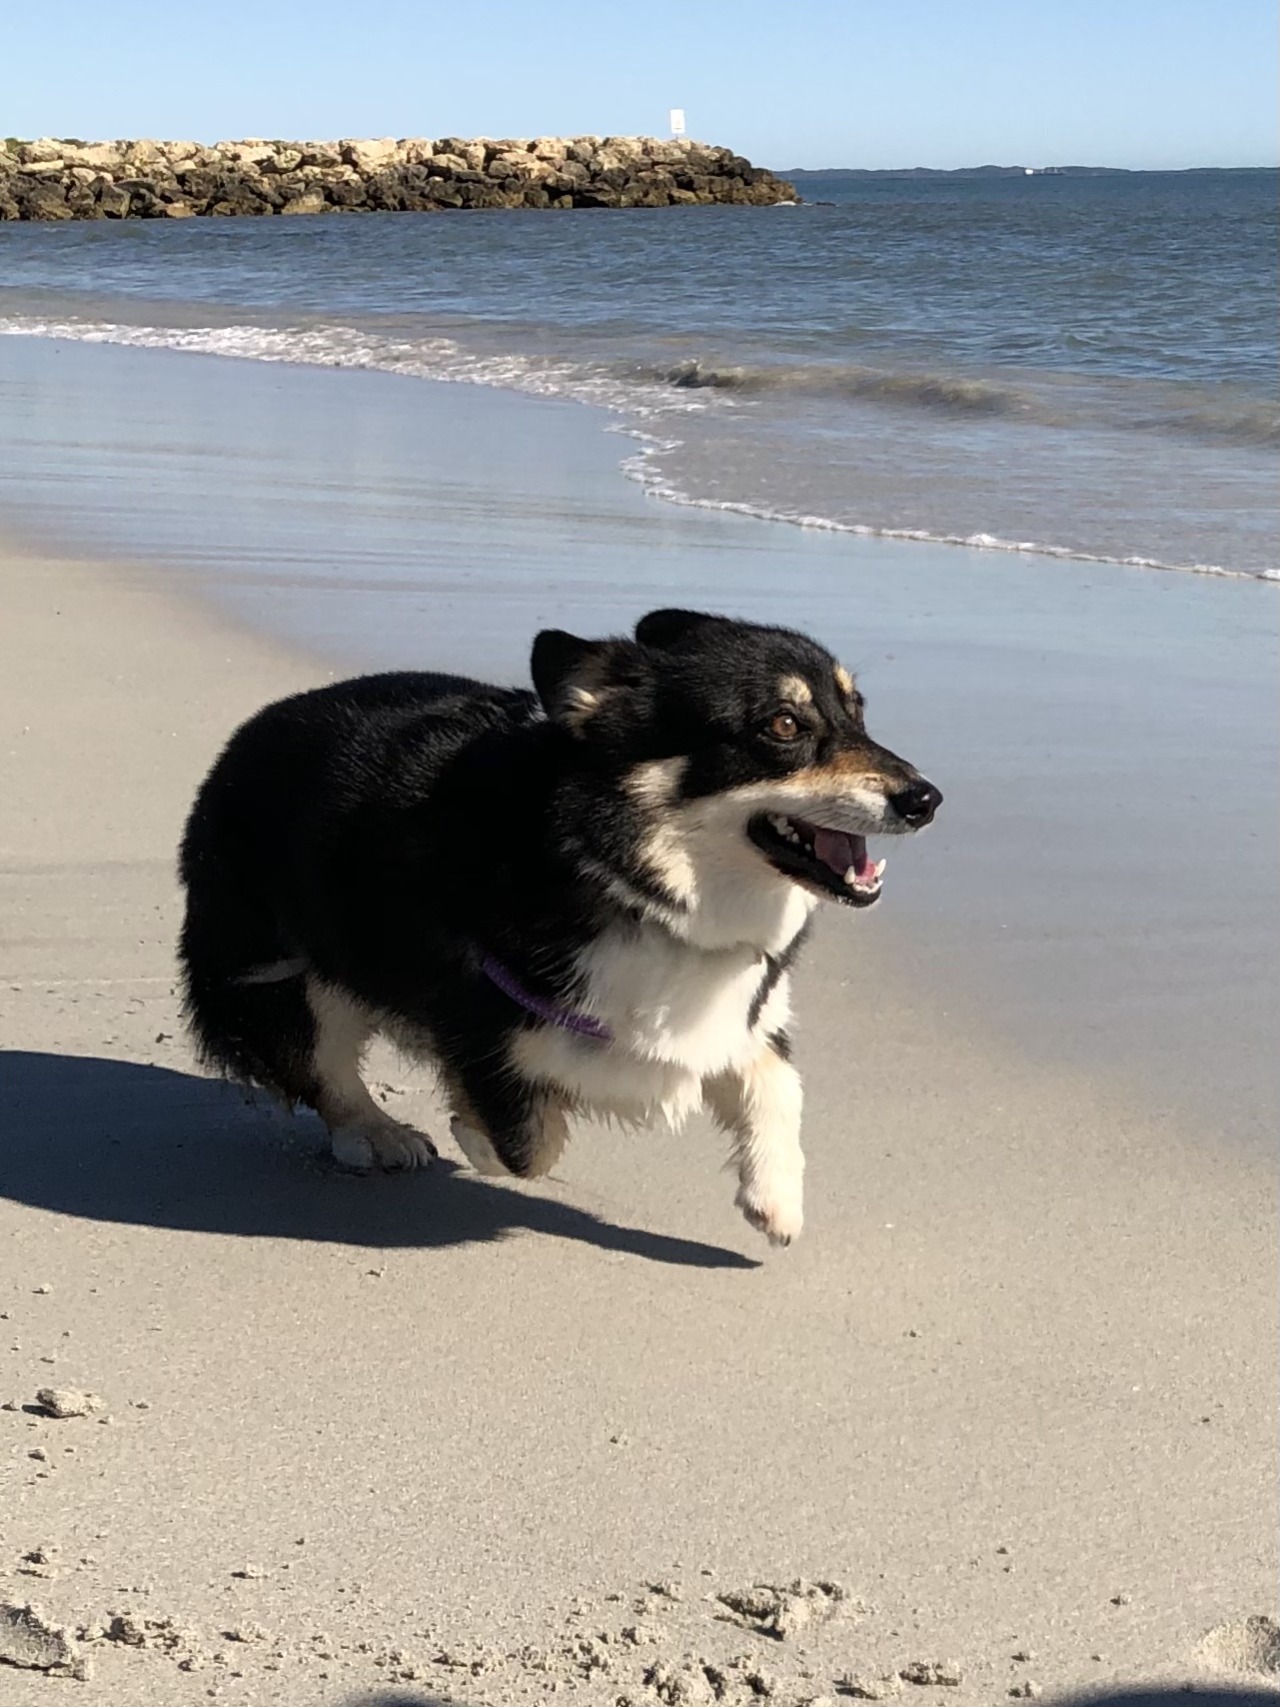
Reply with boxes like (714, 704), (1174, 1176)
(532, 608), (941, 915)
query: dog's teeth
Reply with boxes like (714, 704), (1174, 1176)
(844, 861), (885, 892)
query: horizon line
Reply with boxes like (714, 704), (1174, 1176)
(781, 161), (1277, 174)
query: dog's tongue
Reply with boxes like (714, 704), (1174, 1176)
(813, 828), (869, 877)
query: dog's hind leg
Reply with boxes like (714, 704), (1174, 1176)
(306, 979), (437, 1172)
(444, 1070), (570, 1180)
(703, 1037), (805, 1247)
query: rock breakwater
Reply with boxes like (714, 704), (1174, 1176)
(0, 135), (797, 220)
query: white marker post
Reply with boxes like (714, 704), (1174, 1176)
(669, 108), (686, 139)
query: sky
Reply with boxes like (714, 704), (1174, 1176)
(3, 0), (1275, 170)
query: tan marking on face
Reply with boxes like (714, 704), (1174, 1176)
(834, 665), (855, 698)
(625, 758), (697, 904)
(777, 674), (813, 706)
(790, 751), (893, 785)
(625, 757), (686, 809)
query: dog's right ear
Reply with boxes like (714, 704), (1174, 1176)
(532, 629), (638, 736)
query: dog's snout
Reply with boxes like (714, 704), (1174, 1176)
(889, 777), (943, 828)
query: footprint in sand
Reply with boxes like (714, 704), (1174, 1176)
(1195, 1615), (1280, 1682)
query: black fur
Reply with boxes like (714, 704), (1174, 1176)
(179, 611), (938, 1173)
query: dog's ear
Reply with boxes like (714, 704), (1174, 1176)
(635, 608), (725, 651)
(532, 629), (642, 735)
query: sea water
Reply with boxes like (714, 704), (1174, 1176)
(1, 169), (1275, 578)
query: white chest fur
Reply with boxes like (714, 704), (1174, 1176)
(509, 900), (807, 1128)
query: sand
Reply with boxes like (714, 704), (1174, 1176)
(1, 539), (1277, 1707)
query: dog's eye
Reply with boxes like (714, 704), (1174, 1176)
(768, 710), (802, 741)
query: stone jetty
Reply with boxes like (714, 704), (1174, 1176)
(0, 135), (797, 220)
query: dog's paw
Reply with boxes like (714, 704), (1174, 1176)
(330, 1118), (437, 1172)
(450, 1118), (511, 1177)
(735, 1179), (804, 1248)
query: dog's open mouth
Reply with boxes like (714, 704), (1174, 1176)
(748, 813), (886, 907)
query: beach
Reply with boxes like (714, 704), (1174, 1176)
(1, 319), (1277, 1705)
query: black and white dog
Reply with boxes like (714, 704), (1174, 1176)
(179, 609), (941, 1246)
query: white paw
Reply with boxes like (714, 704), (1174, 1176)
(450, 1117), (510, 1177)
(330, 1118), (436, 1172)
(735, 1178), (804, 1248)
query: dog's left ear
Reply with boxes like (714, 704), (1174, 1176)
(531, 629), (643, 736)
(635, 608), (726, 651)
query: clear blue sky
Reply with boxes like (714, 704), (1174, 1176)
(4, 0), (1275, 169)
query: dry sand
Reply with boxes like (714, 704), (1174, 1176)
(1, 542), (1276, 1707)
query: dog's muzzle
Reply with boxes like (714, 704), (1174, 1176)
(747, 776), (943, 908)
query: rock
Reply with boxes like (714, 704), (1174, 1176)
(96, 180), (133, 217)
(0, 1602), (85, 1676)
(121, 140), (168, 170)
(14, 177), (73, 219)
(280, 190), (327, 215)
(643, 1659), (717, 1704)
(341, 136), (399, 171)
(323, 175), (369, 209)
(298, 141), (342, 167)
(899, 1660), (965, 1687)
(716, 1580), (851, 1640)
(20, 138), (68, 163)
(840, 1676), (904, 1699)
(217, 141), (276, 166)
(175, 165), (225, 201)
(487, 151), (555, 183)
(0, 134), (797, 220)
(260, 148), (303, 173)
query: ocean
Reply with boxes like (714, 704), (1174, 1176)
(1, 168), (1275, 579)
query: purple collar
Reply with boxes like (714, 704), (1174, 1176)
(480, 954), (613, 1043)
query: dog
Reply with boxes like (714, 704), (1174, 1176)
(179, 608), (941, 1246)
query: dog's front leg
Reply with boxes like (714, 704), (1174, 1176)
(703, 1042), (804, 1247)
(445, 1069), (570, 1180)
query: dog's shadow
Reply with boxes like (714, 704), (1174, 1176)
(0, 1051), (756, 1269)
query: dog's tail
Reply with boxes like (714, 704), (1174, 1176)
(178, 793), (319, 1109)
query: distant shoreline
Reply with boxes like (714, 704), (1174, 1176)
(783, 163), (1277, 178)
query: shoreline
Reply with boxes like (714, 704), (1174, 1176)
(1, 332), (1276, 1142)
(2, 325), (1273, 584)
(1, 534), (1276, 1705)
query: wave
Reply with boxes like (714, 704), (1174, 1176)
(6, 310), (1274, 450)
(649, 358), (1033, 417)
(614, 427), (1279, 581)
(645, 358), (1280, 446)
(1135, 402), (1280, 449)
(2, 312), (1275, 584)
(0, 313), (705, 421)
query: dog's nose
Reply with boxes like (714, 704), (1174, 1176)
(890, 777), (943, 828)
